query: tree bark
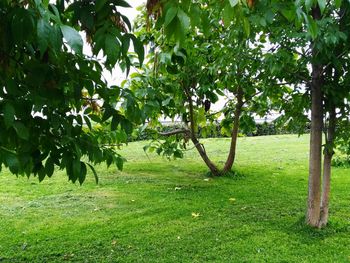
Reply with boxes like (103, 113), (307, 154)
(306, 4), (323, 227)
(306, 65), (323, 227)
(319, 105), (336, 228)
(223, 86), (244, 173)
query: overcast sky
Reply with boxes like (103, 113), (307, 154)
(125, 0), (145, 21)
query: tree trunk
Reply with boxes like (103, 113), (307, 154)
(319, 105), (336, 228)
(186, 86), (220, 176)
(191, 136), (220, 176)
(223, 87), (244, 173)
(306, 4), (323, 227)
(307, 66), (323, 227)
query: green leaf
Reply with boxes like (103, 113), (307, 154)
(115, 156), (124, 170)
(307, 17), (318, 39)
(13, 121), (29, 140)
(5, 154), (20, 174)
(111, 113), (121, 130)
(131, 35), (144, 67)
(223, 4), (234, 27)
(37, 19), (51, 55)
(281, 9), (296, 22)
(121, 119), (133, 134)
(121, 34), (130, 55)
(4, 103), (15, 128)
(189, 5), (201, 27)
(317, 0), (326, 14)
(243, 17), (250, 37)
(305, 0), (315, 11)
(177, 9), (190, 31)
(87, 163), (99, 184)
(197, 108), (207, 126)
(48, 4), (62, 23)
(79, 162), (87, 185)
(201, 12), (210, 36)
(50, 25), (63, 52)
(45, 157), (55, 178)
(173, 149), (183, 159)
(38, 166), (46, 182)
(164, 6), (178, 27)
(60, 25), (83, 54)
(72, 158), (81, 182)
(105, 35), (120, 65)
(102, 106), (114, 122)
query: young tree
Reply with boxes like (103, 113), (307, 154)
(130, 0), (286, 176)
(266, 0), (350, 227)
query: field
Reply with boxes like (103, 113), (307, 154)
(1, 135), (350, 262)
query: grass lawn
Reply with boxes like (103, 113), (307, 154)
(1, 135), (350, 262)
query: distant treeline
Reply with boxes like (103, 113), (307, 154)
(130, 122), (311, 141)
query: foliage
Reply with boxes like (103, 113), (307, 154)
(131, 0), (288, 167)
(331, 154), (350, 168)
(0, 0), (145, 183)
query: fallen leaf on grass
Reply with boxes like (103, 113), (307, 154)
(229, 198), (236, 202)
(191, 212), (200, 218)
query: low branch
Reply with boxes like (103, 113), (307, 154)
(159, 129), (189, 136)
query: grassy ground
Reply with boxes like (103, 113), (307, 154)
(1, 135), (350, 262)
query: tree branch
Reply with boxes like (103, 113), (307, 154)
(159, 129), (189, 136)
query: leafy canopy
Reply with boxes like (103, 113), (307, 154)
(0, 0), (144, 183)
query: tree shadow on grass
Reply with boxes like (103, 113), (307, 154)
(204, 169), (247, 180)
(282, 215), (350, 244)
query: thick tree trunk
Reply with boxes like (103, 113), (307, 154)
(319, 106), (336, 228)
(223, 87), (244, 173)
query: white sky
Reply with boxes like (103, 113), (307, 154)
(124, 0), (145, 21)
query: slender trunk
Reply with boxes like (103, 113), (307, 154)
(191, 136), (220, 176)
(186, 87), (220, 176)
(223, 87), (244, 173)
(319, 105), (336, 227)
(307, 66), (323, 227)
(306, 4), (323, 227)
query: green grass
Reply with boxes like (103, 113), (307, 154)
(1, 135), (350, 262)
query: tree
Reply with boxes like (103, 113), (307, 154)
(0, 0), (144, 183)
(264, 0), (350, 227)
(131, 0), (286, 176)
